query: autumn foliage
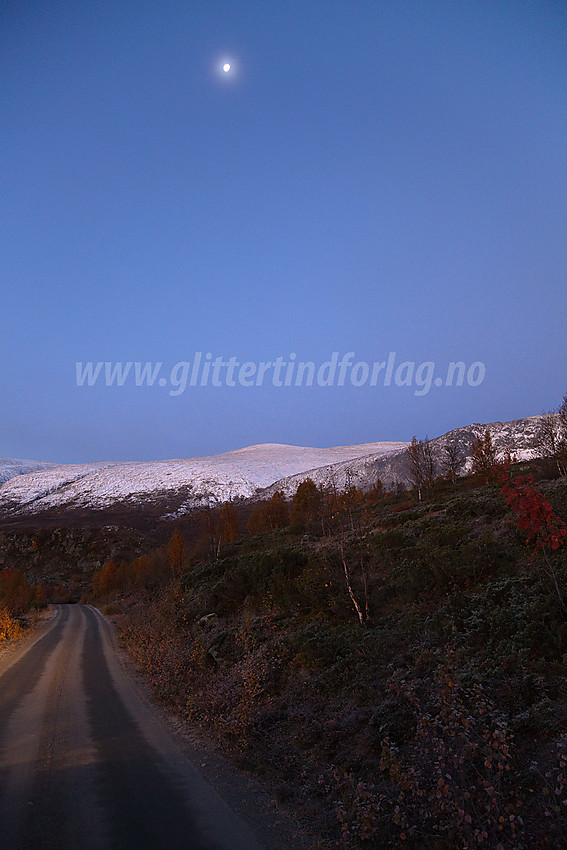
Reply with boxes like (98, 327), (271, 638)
(89, 450), (567, 848)
(0, 567), (40, 642)
(167, 529), (189, 577)
(0, 567), (36, 616)
(500, 467), (567, 615)
(246, 490), (289, 535)
(92, 550), (171, 596)
(471, 428), (499, 483)
(501, 471), (567, 552)
(194, 502), (241, 560)
(290, 478), (321, 526)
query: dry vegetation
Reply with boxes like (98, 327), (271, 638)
(80, 455), (567, 849)
(0, 566), (43, 642)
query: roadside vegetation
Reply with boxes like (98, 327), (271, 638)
(86, 441), (567, 849)
(0, 566), (45, 641)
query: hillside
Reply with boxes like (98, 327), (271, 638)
(1, 416), (566, 848)
(0, 457), (55, 485)
(0, 416), (549, 526)
(0, 442), (407, 525)
(88, 456), (567, 849)
(257, 416), (546, 497)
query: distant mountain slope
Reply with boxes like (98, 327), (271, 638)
(369, 415), (547, 490)
(0, 457), (56, 485)
(0, 417), (549, 524)
(260, 416), (546, 497)
(0, 441), (407, 520)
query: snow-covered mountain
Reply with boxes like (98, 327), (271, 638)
(369, 415), (547, 490)
(0, 457), (56, 485)
(0, 416), (550, 524)
(0, 441), (407, 521)
(258, 416), (548, 497)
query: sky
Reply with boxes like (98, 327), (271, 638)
(1, 0), (566, 463)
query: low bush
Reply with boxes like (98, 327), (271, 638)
(0, 606), (22, 641)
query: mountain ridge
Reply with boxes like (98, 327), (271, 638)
(257, 415), (547, 498)
(0, 441), (407, 521)
(0, 416), (549, 523)
(0, 457), (57, 485)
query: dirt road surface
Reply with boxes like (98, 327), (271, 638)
(0, 604), (278, 850)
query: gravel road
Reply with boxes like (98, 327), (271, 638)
(0, 605), (266, 850)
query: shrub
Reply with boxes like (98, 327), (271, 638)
(247, 491), (290, 535)
(0, 567), (35, 615)
(0, 606), (22, 641)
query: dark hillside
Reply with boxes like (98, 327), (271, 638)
(81, 458), (567, 849)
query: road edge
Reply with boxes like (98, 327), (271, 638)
(87, 604), (314, 850)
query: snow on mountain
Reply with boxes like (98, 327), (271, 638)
(436, 416), (546, 474)
(260, 450), (397, 498)
(0, 442), (407, 519)
(0, 457), (56, 485)
(260, 416), (548, 495)
(0, 417), (549, 522)
(343, 415), (547, 492)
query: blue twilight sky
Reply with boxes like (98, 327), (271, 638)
(1, 0), (566, 463)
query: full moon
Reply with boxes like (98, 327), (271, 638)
(222, 63), (231, 73)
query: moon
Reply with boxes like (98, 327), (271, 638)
(214, 56), (236, 80)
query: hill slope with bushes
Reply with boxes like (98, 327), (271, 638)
(85, 457), (567, 849)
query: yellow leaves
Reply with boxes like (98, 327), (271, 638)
(0, 606), (22, 641)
